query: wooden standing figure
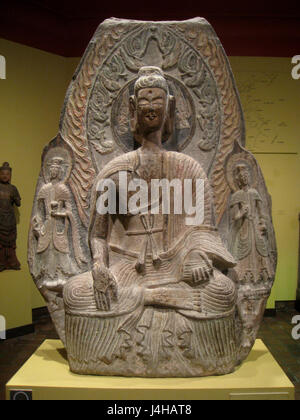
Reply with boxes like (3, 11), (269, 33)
(0, 162), (21, 271)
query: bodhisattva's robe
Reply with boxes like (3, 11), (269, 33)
(32, 182), (78, 284)
(229, 188), (274, 284)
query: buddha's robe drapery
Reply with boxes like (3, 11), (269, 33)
(64, 150), (238, 376)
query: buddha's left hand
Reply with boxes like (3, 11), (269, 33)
(182, 250), (213, 286)
(191, 253), (213, 285)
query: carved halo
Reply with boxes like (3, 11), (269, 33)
(43, 147), (72, 184)
(225, 152), (258, 192)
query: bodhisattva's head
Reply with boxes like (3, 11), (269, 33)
(129, 67), (175, 144)
(235, 163), (250, 189)
(0, 162), (11, 184)
(49, 157), (64, 181)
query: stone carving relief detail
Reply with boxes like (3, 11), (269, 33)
(111, 75), (195, 152)
(226, 152), (275, 286)
(86, 22), (244, 227)
(225, 151), (275, 356)
(87, 25), (220, 154)
(174, 23), (245, 224)
(178, 49), (220, 152)
(59, 20), (245, 229)
(29, 18), (276, 376)
(29, 147), (87, 322)
(60, 24), (130, 226)
(64, 66), (239, 376)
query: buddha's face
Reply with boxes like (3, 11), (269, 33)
(136, 88), (167, 134)
(0, 169), (10, 183)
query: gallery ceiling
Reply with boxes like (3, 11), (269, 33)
(0, 0), (300, 57)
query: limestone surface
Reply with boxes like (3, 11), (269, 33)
(28, 18), (277, 377)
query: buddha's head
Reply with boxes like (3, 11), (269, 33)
(0, 162), (11, 184)
(130, 66), (175, 143)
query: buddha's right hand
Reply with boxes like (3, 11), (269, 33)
(92, 263), (118, 311)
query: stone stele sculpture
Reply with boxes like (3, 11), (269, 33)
(28, 18), (277, 377)
(0, 162), (21, 271)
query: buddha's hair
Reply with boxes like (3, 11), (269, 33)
(134, 66), (169, 96)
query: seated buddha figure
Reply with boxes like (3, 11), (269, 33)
(64, 67), (238, 377)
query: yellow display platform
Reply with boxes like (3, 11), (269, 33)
(6, 339), (294, 400)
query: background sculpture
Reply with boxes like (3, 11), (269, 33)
(28, 17), (277, 375)
(0, 162), (21, 272)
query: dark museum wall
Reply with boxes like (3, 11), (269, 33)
(0, 0), (299, 57)
(0, 1), (299, 332)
